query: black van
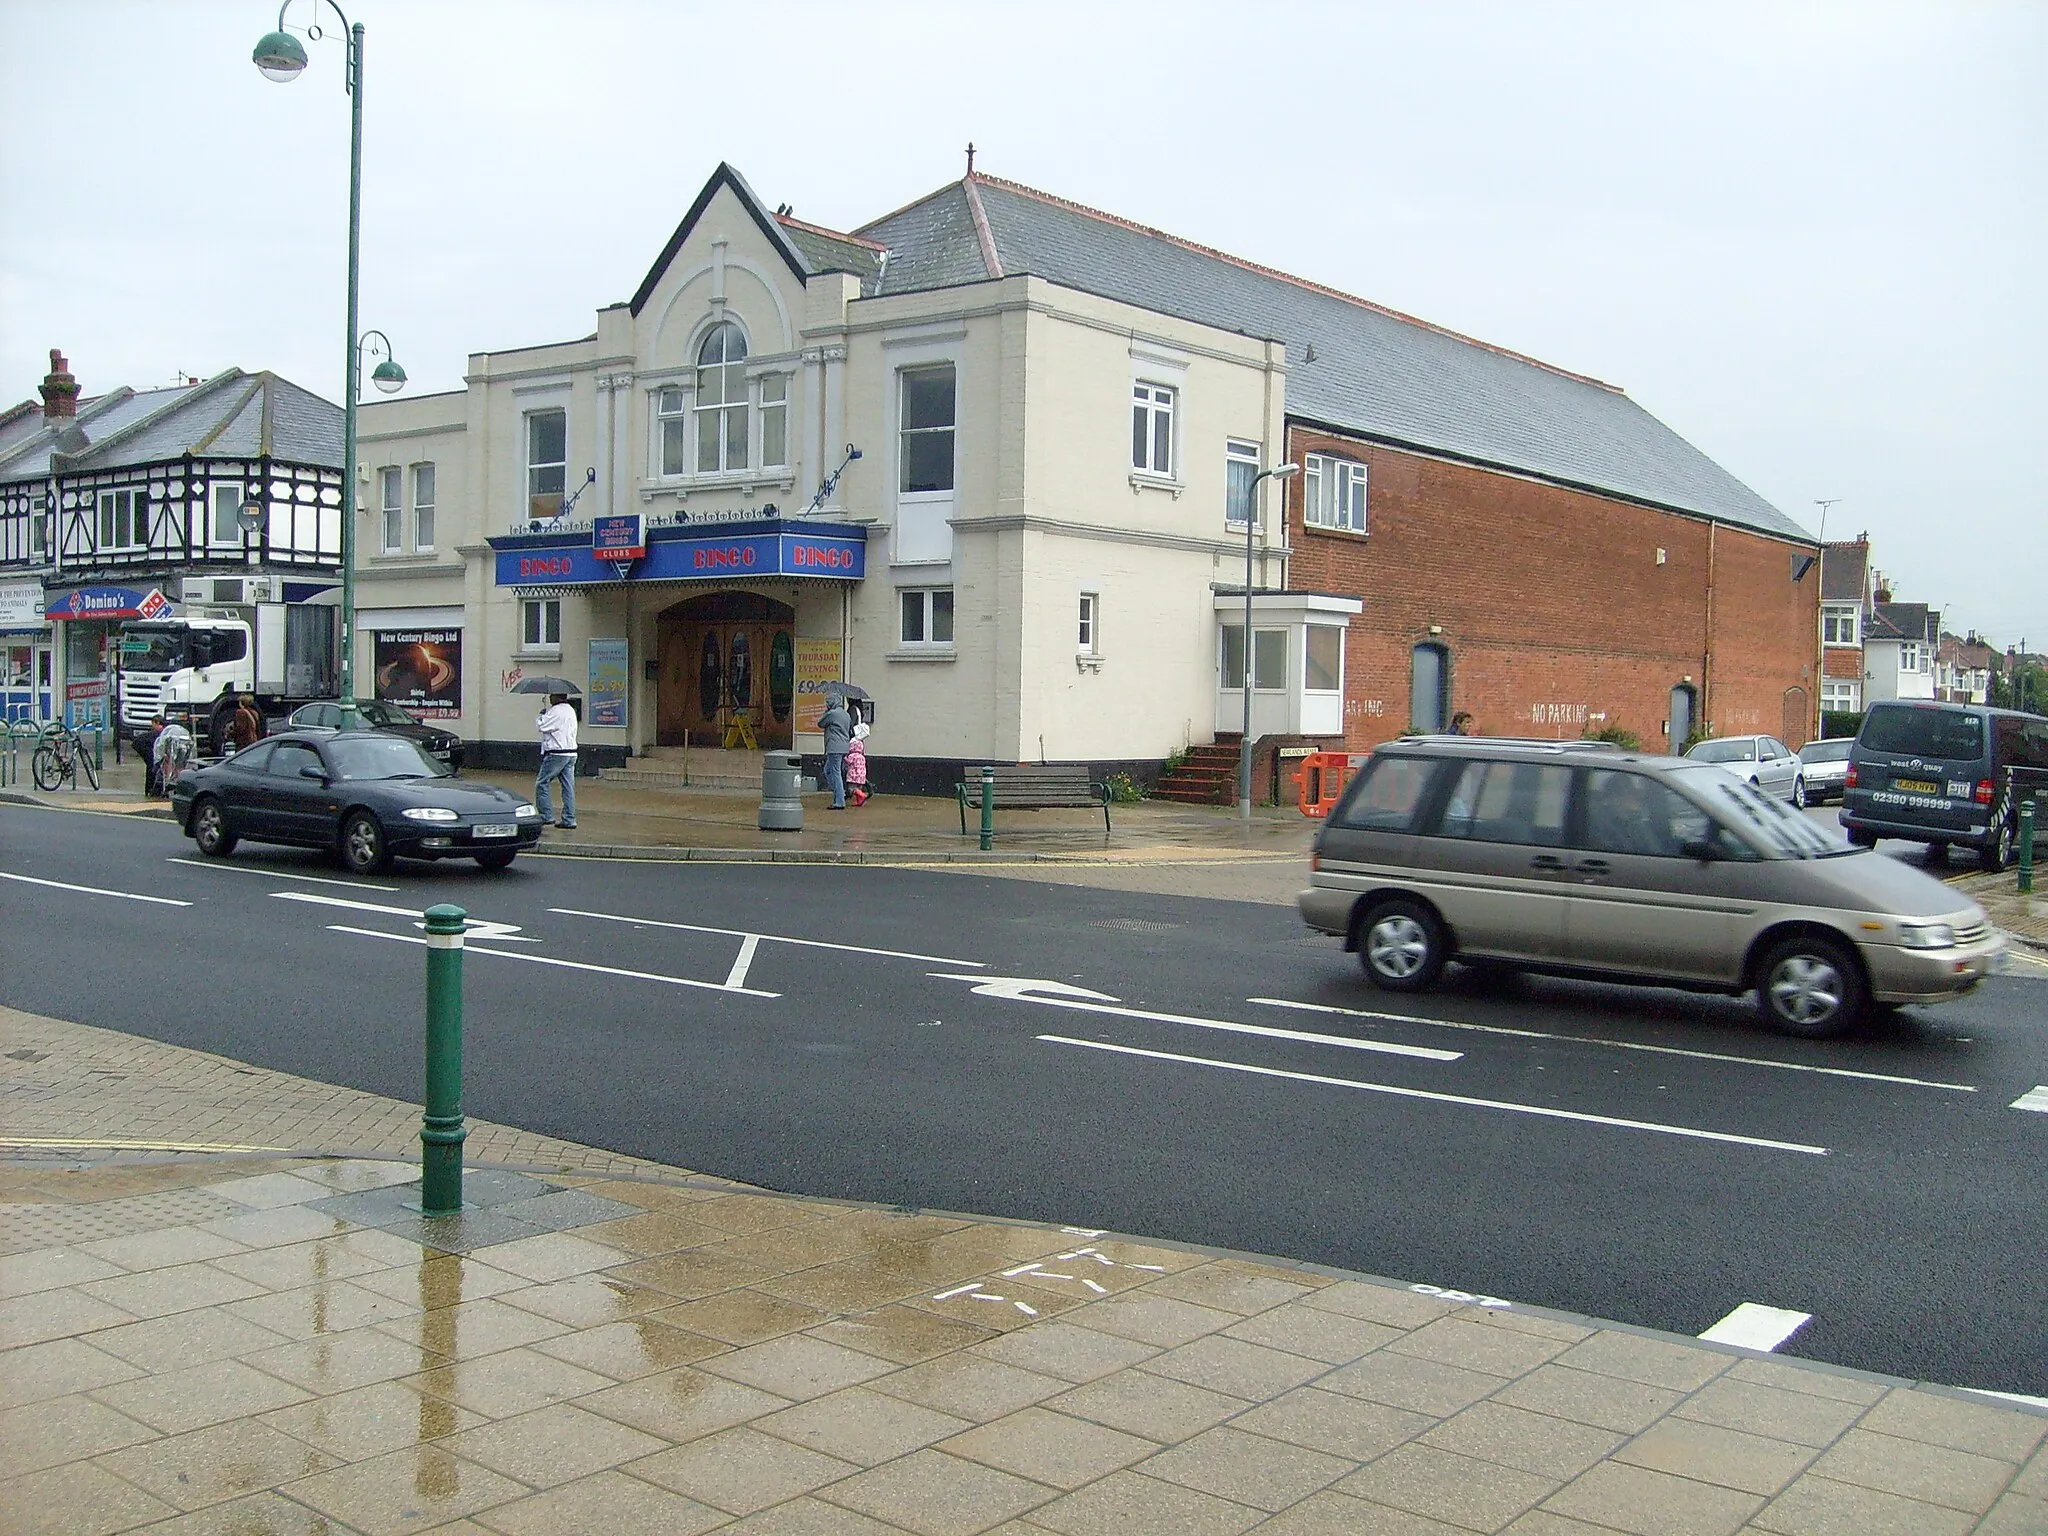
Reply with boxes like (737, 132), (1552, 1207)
(1841, 700), (2048, 869)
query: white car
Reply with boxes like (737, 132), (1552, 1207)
(1685, 734), (1806, 806)
(1796, 737), (1854, 805)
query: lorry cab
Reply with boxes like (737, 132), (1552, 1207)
(118, 603), (338, 753)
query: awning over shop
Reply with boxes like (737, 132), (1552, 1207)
(489, 516), (866, 588)
(43, 585), (174, 621)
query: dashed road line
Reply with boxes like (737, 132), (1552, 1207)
(0, 870), (191, 907)
(328, 925), (779, 997)
(1698, 1303), (1813, 1352)
(1036, 1034), (1830, 1154)
(167, 857), (399, 891)
(551, 907), (986, 967)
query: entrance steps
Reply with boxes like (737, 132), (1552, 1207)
(1150, 735), (1242, 806)
(599, 746), (770, 793)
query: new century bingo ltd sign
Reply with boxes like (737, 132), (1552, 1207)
(493, 525), (865, 587)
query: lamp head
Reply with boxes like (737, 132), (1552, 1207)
(252, 29), (309, 82)
(369, 358), (406, 395)
(1270, 462), (1302, 481)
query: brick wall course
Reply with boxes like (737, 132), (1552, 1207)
(1284, 428), (1819, 752)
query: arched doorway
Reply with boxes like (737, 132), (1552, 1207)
(1669, 683), (1697, 748)
(1410, 642), (1449, 734)
(1781, 685), (1809, 749)
(656, 591), (796, 748)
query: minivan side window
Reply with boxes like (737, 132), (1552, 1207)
(1333, 756), (1437, 832)
(1435, 761), (1571, 847)
(1581, 769), (1715, 858)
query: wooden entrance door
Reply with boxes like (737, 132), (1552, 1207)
(656, 620), (794, 748)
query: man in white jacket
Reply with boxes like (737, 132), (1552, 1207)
(534, 693), (579, 828)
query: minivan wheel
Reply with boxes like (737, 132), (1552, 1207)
(1357, 898), (1448, 993)
(1982, 813), (2016, 873)
(1847, 828), (1878, 848)
(1924, 842), (1949, 867)
(1757, 934), (1867, 1038)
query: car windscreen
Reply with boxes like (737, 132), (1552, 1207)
(324, 736), (449, 780)
(1858, 707), (1987, 761)
(352, 701), (418, 727)
(1687, 739), (1754, 763)
(1798, 741), (1851, 763)
(1667, 765), (1842, 858)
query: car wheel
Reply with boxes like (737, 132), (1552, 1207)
(1982, 812), (2017, 873)
(192, 796), (238, 857)
(339, 811), (393, 875)
(1757, 934), (1867, 1038)
(1356, 898), (1448, 993)
(473, 850), (516, 871)
(1791, 776), (1807, 809)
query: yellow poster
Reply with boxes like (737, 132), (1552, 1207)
(793, 638), (843, 734)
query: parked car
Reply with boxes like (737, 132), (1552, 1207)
(288, 699), (464, 771)
(1840, 700), (2048, 870)
(1684, 734), (1806, 805)
(1796, 737), (1855, 804)
(1298, 737), (2002, 1038)
(171, 729), (541, 873)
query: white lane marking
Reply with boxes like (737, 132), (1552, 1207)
(0, 870), (191, 907)
(1698, 1303), (1813, 1351)
(167, 858), (399, 892)
(1969, 1389), (2048, 1410)
(934, 973), (1461, 1062)
(1036, 1034), (1830, 1155)
(2011, 1086), (2048, 1113)
(326, 926), (780, 997)
(552, 907), (986, 967)
(724, 934), (762, 991)
(1253, 997), (1977, 1093)
(271, 891), (529, 942)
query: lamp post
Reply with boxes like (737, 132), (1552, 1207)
(252, 4), (385, 699)
(1238, 462), (1300, 821)
(1813, 498), (1838, 736)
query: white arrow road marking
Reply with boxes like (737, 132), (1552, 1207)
(552, 908), (986, 967)
(168, 858), (399, 892)
(2011, 1086), (2048, 1113)
(1698, 1303), (1813, 1351)
(1036, 1034), (1830, 1154)
(271, 891), (530, 941)
(932, 973), (1461, 1062)
(1254, 997), (1978, 1093)
(326, 926), (779, 997)
(0, 870), (191, 907)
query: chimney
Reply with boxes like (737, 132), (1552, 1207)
(1873, 574), (1892, 604)
(39, 350), (80, 421)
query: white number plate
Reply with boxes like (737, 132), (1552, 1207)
(473, 824), (516, 839)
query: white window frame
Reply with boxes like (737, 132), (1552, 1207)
(898, 587), (955, 650)
(30, 493), (48, 557)
(1132, 383), (1176, 477)
(97, 488), (146, 551)
(1899, 642), (1922, 673)
(694, 322), (750, 475)
(655, 386), (688, 479)
(378, 466), (403, 554)
(1822, 607), (1858, 646)
(1821, 679), (1860, 711)
(411, 463), (436, 552)
(520, 598), (562, 654)
(1225, 440), (1260, 529)
(898, 364), (957, 496)
(1305, 624), (1344, 693)
(1219, 624), (1286, 691)
(1077, 592), (1100, 655)
(210, 482), (244, 545)
(1302, 453), (1368, 534)
(759, 373), (788, 470)
(526, 407), (567, 522)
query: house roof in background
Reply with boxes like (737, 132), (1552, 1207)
(857, 173), (1810, 543)
(1821, 540), (1868, 602)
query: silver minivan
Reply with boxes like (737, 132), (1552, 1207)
(1298, 737), (2002, 1037)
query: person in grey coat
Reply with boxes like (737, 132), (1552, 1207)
(818, 695), (853, 809)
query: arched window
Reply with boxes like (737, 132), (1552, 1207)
(695, 322), (749, 473)
(1411, 643), (1449, 733)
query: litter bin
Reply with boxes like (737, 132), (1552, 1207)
(759, 750), (803, 831)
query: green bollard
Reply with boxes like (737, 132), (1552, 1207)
(2019, 796), (2036, 895)
(420, 904), (468, 1215)
(979, 765), (995, 852)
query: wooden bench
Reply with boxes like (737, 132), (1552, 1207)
(956, 764), (1112, 836)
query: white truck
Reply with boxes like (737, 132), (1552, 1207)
(118, 591), (339, 756)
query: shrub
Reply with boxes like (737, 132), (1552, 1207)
(1103, 771), (1144, 805)
(1678, 726), (1712, 755)
(1821, 710), (1864, 741)
(1581, 723), (1642, 751)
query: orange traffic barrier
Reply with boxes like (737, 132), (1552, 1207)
(1297, 751), (1369, 818)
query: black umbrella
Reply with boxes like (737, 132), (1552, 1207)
(511, 676), (582, 695)
(823, 682), (871, 701)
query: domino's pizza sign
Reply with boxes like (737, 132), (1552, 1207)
(46, 585), (170, 621)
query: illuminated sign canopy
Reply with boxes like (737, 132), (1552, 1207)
(490, 517), (865, 588)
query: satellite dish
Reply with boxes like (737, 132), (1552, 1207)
(236, 503), (263, 533)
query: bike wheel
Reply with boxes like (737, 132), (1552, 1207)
(76, 741), (98, 791)
(31, 743), (62, 791)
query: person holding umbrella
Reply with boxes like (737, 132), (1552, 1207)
(818, 689), (853, 810)
(517, 676), (581, 829)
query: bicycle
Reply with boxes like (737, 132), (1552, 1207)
(31, 723), (100, 793)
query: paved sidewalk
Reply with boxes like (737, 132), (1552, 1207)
(4, 1007), (2044, 1536)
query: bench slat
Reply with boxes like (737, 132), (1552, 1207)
(956, 765), (1113, 836)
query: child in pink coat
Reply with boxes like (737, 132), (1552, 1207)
(845, 722), (870, 807)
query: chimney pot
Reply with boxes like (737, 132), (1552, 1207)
(39, 349), (80, 421)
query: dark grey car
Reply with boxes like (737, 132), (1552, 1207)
(1840, 700), (2048, 870)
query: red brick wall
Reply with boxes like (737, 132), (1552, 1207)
(1823, 647), (1862, 680)
(1283, 429), (1820, 752)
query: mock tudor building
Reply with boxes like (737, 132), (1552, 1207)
(354, 162), (1818, 791)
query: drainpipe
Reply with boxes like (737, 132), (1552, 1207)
(1702, 521), (1718, 732)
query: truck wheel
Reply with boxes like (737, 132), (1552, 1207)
(209, 700), (239, 757)
(192, 797), (238, 857)
(339, 812), (393, 874)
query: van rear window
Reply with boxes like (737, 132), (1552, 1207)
(1859, 707), (1985, 761)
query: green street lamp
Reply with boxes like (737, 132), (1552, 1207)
(253, 1), (376, 698)
(1238, 462), (1300, 821)
(359, 329), (407, 395)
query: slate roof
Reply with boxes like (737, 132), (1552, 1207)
(0, 370), (343, 481)
(0, 384), (203, 482)
(1821, 540), (1868, 603)
(1868, 602), (1939, 645)
(773, 215), (886, 289)
(857, 174), (1809, 543)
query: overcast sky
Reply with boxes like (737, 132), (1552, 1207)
(3, 0), (2040, 646)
